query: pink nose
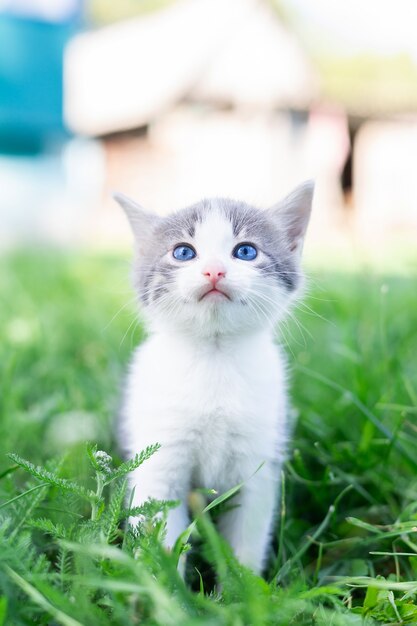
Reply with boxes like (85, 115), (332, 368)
(202, 262), (226, 285)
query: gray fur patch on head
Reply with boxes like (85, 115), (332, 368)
(131, 194), (305, 304)
(162, 202), (208, 238)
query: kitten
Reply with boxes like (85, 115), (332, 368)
(114, 181), (313, 574)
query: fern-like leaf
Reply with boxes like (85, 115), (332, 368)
(56, 546), (72, 592)
(7, 454), (99, 504)
(28, 518), (68, 540)
(119, 497), (180, 522)
(9, 481), (49, 538)
(103, 443), (161, 485)
(102, 480), (127, 544)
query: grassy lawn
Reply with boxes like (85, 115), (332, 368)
(0, 250), (417, 625)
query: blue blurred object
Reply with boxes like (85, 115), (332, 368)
(0, 5), (82, 155)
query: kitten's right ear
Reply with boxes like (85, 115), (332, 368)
(266, 180), (314, 260)
(112, 192), (159, 244)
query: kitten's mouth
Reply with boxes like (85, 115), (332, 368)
(199, 287), (231, 301)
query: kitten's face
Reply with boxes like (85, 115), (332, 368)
(115, 184), (313, 336)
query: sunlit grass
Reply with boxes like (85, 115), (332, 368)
(0, 250), (416, 624)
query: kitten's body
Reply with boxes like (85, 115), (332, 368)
(121, 330), (287, 570)
(115, 186), (313, 573)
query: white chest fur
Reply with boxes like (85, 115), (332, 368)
(121, 331), (288, 491)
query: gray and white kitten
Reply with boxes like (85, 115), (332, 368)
(114, 181), (313, 573)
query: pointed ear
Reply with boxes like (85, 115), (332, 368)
(267, 180), (314, 259)
(112, 192), (159, 245)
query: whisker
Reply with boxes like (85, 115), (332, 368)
(120, 314), (140, 348)
(293, 301), (333, 326)
(103, 295), (138, 331)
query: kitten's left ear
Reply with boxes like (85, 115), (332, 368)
(267, 180), (314, 259)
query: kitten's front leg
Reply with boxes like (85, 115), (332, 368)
(128, 448), (190, 549)
(217, 465), (279, 574)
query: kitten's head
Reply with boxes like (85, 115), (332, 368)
(114, 182), (313, 336)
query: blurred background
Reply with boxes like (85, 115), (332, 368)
(1, 0), (417, 266)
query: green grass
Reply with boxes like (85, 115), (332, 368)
(0, 250), (417, 625)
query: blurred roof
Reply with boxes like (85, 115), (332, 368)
(65, 0), (318, 136)
(65, 0), (417, 135)
(189, 0), (317, 109)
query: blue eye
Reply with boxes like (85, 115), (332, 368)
(173, 245), (196, 261)
(233, 243), (257, 261)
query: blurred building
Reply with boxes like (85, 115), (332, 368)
(1, 0), (417, 251)
(63, 0), (417, 251)
(64, 0), (340, 248)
